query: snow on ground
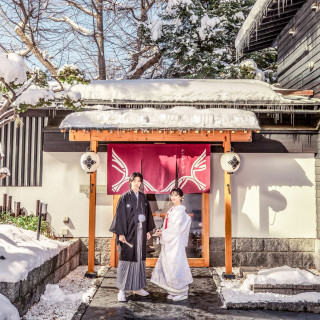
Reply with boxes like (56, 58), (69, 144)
(0, 294), (20, 320)
(59, 107), (260, 130)
(66, 79), (288, 103)
(0, 225), (68, 282)
(23, 266), (105, 320)
(215, 266), (320, 307)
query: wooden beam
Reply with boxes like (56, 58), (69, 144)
(68, 129), (252, 143)
(223, 134), (234, 278)
(273, 89), (314, 96)
(86, 140), (98, 277)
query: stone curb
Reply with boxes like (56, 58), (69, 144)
(71, 267), (110, 320)
(226, 302), (320, 313)
(209, 267), (221, 289)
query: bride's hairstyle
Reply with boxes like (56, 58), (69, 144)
(170, 188), (183, 198)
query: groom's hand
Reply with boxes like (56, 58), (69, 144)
(119, 235), (126, 243)
(147, 232), (151, 240)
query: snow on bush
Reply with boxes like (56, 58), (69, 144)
(0, 51), (28, 85)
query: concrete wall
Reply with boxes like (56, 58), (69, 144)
(210, 237), (315, 268)
(210, 153), (316, 238)
(0, 152), (316, 240)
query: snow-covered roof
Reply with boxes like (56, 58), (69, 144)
(59, 107), (260, 130)
(235, 0), (273, 56)
(66, 79), (287, 104)
(235, 0), (307, 56)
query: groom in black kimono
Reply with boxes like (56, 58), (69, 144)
(110, 172), (155, 302)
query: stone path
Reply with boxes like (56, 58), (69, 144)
(80, 268), (320, 320)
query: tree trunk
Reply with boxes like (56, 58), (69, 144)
(15, 27), (58, 77)
(96, 0), (106, 80)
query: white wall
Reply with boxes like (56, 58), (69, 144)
(0, 152), (114, 238)
(210, 153), (316, 238)
(0, 152), (316, 239)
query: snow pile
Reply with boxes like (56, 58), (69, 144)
(216, 266), (320, 306)
(0, 51), (28, 85)
(23, 266), (104, 320)
(59, 107), (260, 130)
(0, 224), (68, 282)
(67, 79), (286, 103)
(0, 294), (20, 320)
(250, 266), (320, 286)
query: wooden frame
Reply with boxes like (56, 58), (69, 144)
(66, 128), (253, 273)
(110, 193), (210, 268)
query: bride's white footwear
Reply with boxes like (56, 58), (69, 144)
(117, 290), (126, 302)
(133, 288), (149, 296)
(167, 294), (174, 300)
(172, 295), (188, 301)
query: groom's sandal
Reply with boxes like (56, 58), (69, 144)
(133, 289), (149, 296)
(118, 290), (126, 302)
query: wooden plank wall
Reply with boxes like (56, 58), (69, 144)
(0, 117), (46, 187)
(277, 0), (320, 97)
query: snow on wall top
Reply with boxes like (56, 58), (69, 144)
(67, 79), (285, 103)
(59, 107), (260, 130)
(235, 0), (273, 56)
(0, 225), (68, 283)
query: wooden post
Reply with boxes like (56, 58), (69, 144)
(15, 202), (20, 217)
(86, 140), (98, 278)
(36, 200), (40, 216)
(8, 196), (12, 216)
(3, 194), (7, 214)
(223, 135), (235, 279)
(110, 195), (121, 267)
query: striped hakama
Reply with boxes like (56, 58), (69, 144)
(116, 228), (146, 291)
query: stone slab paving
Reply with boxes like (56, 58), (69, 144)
(80, 268), (320, 320)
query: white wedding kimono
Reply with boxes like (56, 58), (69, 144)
(151, 205), (193, 294)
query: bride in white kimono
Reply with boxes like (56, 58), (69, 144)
(151, 188), (193, 301)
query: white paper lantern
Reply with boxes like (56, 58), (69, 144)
(80, 150), (100, 173)
(220, 151), (240, 174)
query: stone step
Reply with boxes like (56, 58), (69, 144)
(239, 266), (260, 278)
